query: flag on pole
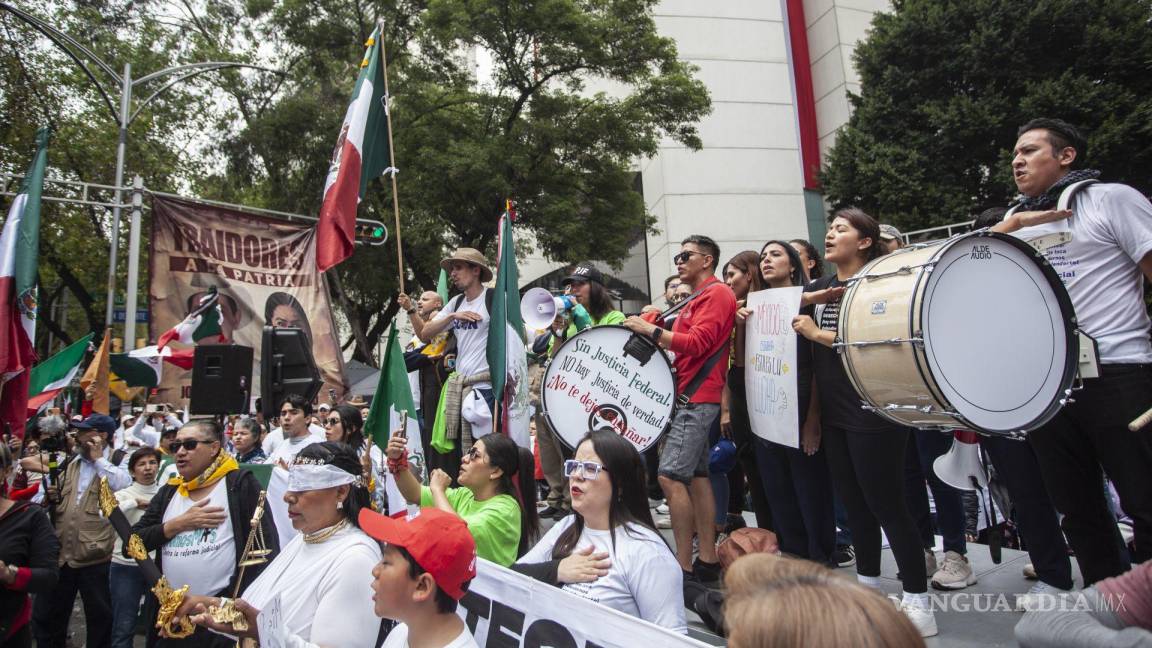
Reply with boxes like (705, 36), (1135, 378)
(110, 346), (168, 388)
(486, 208), (531, 446)
(25, 333), (93, 415)
(156, 286), (224, 349)
(316, 27), (394, 272)
(436, 268), (449, 305)
(0, 127), (50, 434)
(79, 328), (111, 414)
(364, 327), (421, 513)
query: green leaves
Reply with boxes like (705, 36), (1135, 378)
(822, 0), (1152, 232)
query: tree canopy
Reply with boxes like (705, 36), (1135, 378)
(821, 0), (1152, 231)
(2, 0), (711, 364)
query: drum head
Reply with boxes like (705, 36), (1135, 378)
(920, 233), (1075, 433)
(541, 325), (676, 452)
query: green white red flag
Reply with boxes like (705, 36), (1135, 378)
(315, 26), (394, 271)
(0, 127), (50, 434)
(25, 333), (93, 415)
(156, 286), (224, 349)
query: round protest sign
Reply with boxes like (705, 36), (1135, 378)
(541, 325), (675, 452)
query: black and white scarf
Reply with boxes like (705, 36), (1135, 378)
(1012, 168), (1101, 211)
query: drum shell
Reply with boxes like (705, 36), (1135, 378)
(839, 244), (957, 428)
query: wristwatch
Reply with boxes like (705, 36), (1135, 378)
(649, 327), (663, 344)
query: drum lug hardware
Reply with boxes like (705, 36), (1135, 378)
(873, 403), (961, 417)
(834, 337), (924, 348)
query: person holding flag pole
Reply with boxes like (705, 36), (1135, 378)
(0, 127), (50, 437)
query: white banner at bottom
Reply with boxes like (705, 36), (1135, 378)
(459, 559), (709, 648)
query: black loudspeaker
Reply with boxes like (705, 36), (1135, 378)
(260, 326), (322, 419)
(189, 345), (254, 415)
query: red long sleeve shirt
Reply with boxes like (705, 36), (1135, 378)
(670, 277), (737, 404)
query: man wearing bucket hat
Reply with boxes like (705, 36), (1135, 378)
(360, 508), (479, 648)
(412, 248), (498, 467)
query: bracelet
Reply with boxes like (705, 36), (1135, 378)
(406, 308), (416, 315)
(649, 327), (663, 344)
(387, 449), (410, 475)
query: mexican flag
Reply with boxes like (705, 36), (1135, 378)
(315, 26), (394, 272)
(156, 286), (223, 349)
(26, 333), (93, 415)
(0, 127), (50, 433)
(487, 210), (530, 446)
(365, 327), (420, 513)
(110, 345), (189, 388)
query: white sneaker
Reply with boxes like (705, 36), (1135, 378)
(925, 549), (938, 576)
(1016, 581), (1072, 612)
(648, 497), (665, 509)
(656, 503), (670, 515)
(899, 600), (938, 638)
(931, 551), (976, 590)
(656, 515), (673, 529)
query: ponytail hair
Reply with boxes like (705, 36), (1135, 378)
(477, 433), (539, 556)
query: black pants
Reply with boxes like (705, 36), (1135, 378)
(754, 438), (835, 562)
(982, 435), (1073, 590)
(1, 622), (31, 648)
(905, 429), (967, 555)
(726, 369), (773, 530)
(822, 424), (927, 593)
(1027, 364), (1152, 585)
(32, 562), (113, 648)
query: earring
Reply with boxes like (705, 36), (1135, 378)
(336, 500), (343, 510)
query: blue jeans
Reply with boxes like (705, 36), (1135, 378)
(109, 562), (146, 648)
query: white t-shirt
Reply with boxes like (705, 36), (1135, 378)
(433, 291), (491, 387)
(407, 334), (423, 411)
(381, 624), (478, 648)
(1013, 182), (1152, 363)
(263, 423), (326, 455)
(161, 480), (235, 596)
(517, 516), (686, 633)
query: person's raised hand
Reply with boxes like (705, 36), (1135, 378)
(429, 469), (451, 492)
(385, 432), (407, 460)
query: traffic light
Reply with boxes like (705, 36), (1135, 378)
(354, 220), (388, 246)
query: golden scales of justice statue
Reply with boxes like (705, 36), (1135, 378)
(204, 490), (271, 634)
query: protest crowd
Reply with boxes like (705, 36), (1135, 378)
(2, 72), (1152, 648)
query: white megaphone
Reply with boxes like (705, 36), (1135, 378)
(521, 288), (561, 330)
(932, 430), (988, 491)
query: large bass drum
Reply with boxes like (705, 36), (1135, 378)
(541, 325), (675, 452)
(837, 230), (1077, 435)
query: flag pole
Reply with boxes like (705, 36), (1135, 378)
(377, 21), (405, 295)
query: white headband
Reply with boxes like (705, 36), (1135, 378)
(287, 463), (360, 492)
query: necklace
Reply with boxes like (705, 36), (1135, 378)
(302, 517), (348, 544)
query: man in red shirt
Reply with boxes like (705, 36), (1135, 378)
(625, 235), (737, 587)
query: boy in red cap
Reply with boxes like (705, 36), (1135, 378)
(359, 508), (479, 648)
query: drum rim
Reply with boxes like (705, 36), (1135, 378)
(917, 230), (1078, 434)
(540, 324), (676, 451)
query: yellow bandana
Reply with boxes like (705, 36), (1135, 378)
(168, 452), (239, 497)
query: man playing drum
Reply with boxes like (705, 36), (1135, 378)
(624, 235), (737, 589)
(996, 118), (1152, 586)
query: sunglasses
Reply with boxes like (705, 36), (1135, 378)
(563, 459), (605, 480)
(673, 250), (707, 265)
(168, 439), (213, 454)
(323, 417), (342, 427)
(465, 446), (484, 462)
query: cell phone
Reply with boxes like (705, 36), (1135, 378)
(397, 411), (408, 439)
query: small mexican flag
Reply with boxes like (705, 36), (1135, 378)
(315, 26), (394, 272)
(26, 333), (94, 414)
(157, 287), (224, 349)
(110, 345), (185, 388)
(365, 327), (421, 513)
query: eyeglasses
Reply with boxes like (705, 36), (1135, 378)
(673, 250), (707, 265)
(168, 439), (213, 454)
(563, 459), (605, 480)
(323, 417), (341, 427)
(465, 446), (483, 462)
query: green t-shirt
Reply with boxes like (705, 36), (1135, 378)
(420, 486), (521, 566)
(562, 309), (626, 342)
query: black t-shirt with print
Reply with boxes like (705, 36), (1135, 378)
(805, 275), (890, 431)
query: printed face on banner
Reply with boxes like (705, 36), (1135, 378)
(542, 326), (675, 452)
(149, 197), (346, 402)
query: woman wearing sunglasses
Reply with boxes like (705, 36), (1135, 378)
(387, 431), (537, 567)
(515, 429), (686, 633)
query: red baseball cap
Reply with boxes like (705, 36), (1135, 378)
(358, 508), (477, 600)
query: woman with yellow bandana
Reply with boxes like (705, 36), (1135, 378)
(132, 420), (280, 647)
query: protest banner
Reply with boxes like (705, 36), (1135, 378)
(461, 559), (709, 648)
(744, 287), (803, 448)
(149, 196), (347, 403)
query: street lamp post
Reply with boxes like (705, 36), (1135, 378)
(1, 2), (281, 349)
